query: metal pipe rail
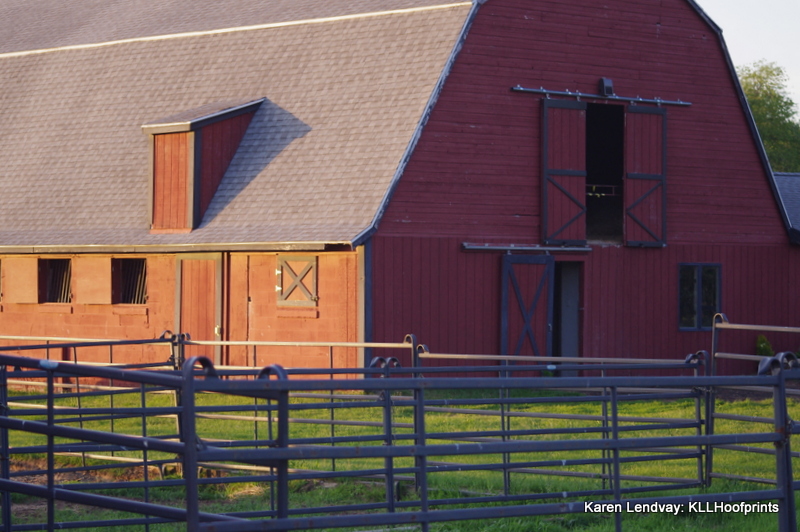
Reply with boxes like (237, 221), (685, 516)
(1, 353), (799, 532)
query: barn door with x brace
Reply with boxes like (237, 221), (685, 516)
(500, 255), (555, 359)
(542, 99), (587, 245)
(625, 106), (667, 246)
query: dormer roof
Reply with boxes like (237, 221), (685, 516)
(142, 98), (265, 135)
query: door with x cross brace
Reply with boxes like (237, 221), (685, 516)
(500, 255), (554, 359)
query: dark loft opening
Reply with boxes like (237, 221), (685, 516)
(586, 103), (624, 241)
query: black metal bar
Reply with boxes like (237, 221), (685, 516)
(512, 85), (692, 106)
(275, 383), (290, 519)
(0, 365), (10, 532)
(414, 386), (428, 532)
(773, 371), (797, 532)
(5, 346), (799, 532)
(382, 365), (396, 512)
(47, 367), (55, 531)
(611, 386), (622, 532)
(181, 358), (203, 530)
(140, 382), (151, 532)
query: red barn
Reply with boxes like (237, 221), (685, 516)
(0, 0), (797, 371)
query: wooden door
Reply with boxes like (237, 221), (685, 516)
(542, 99), (587, 245)
(177, 254), (222, 363)
(625, 106), (667, 246)
(500, 255), (555, 359)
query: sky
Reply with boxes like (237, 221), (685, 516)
(696, 0), (800, 110)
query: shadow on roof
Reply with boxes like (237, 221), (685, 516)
(199, 99), (311, 226)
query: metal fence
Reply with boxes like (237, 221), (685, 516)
(0, 336), (799, 531)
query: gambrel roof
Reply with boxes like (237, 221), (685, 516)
(0, 0), (473, 251)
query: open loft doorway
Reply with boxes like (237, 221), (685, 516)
(585, 103), (624, 242)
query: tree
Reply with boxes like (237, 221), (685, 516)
(737, 60), (800, 172)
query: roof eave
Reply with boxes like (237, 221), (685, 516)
(141, 98), (266, 135)
(0, 240), (355, 255)
(351, 0), (480, 247)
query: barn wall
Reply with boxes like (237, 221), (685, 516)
(370, 236), (800, 373)
(0, 250), (360, 370)
(225, 251), (360, 370)
(379, 0), (786, 245)
(370, 0), (798, 372)
(0, 254), (176, 364)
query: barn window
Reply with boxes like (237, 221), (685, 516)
(39, 259), (72, 303)
(679, 264), (720, 330)
(276, 256), (318, 307)
(113, 258), (148, 304)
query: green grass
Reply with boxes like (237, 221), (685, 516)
(2, 385), (798, 531)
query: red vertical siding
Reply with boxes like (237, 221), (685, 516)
(199, 112), (254, 220)
(544, 104), (586, 243)
(372, 236), (501, 368)
(152, 133), (189, 231)
(372, 237), (800, 374)
(369, 0), (798, 374)
(180, 259), (217, 359)
(379, 0), (786, 245)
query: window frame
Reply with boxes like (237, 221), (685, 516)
(112, 258), (148, 305)
(678, 263), (721, 331)
(276, 255), (318, 307)
(39, 258), (73, 304)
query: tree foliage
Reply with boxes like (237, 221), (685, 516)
(737, 60), (800, 172)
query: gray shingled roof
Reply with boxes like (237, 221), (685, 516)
(0, 0), (460, 54)
(774, 173), (800, 230)
(0, 1), (472, 250)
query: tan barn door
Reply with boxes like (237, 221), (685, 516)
(176, 254), (223, 364)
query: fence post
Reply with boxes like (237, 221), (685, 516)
(0, 365), (11, 532)
(45, 363), (56, 532)
(610, 386), (622, 532)
(257, 365), (290, 521)
(773, 368), (797, 532)
(706, 315), (725, 487)
(180, 357), (214, 531)
(413, 384), (428, 532)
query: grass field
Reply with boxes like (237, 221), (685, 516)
(3, 383), (798, 531)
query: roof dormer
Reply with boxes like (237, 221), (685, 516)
(142, 98), (264, 233)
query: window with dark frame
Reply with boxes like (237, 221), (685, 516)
(112, 258), (148, 304)
(39, 259), (72, 303)
(277, 256), (318, 307)
(679, 264), (720, 330)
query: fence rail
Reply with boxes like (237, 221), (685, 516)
(0, 333), (799, 532)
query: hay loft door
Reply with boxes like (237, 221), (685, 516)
(542, 99), (587, 245)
